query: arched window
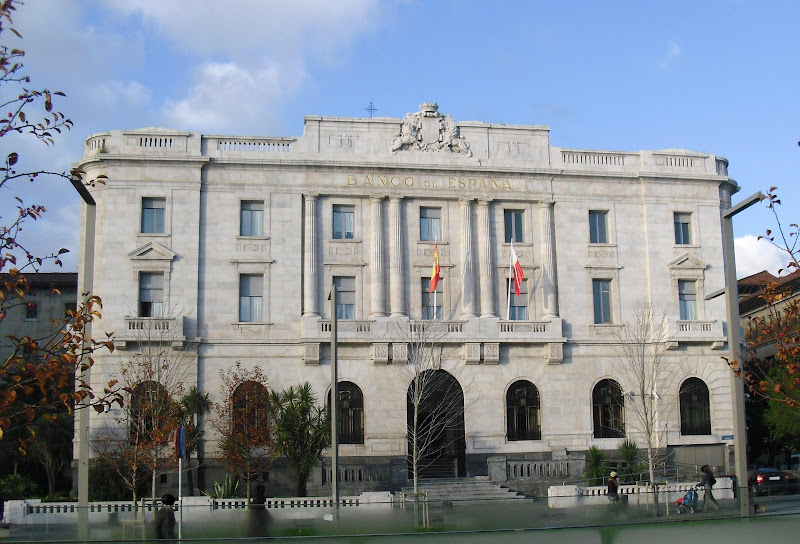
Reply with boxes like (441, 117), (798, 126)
(328, 381), (364, 444)
(592, 379), (625, 438)
(232, 381), (270, 438)
(679, 377), (711, 435)
(506, 380), (541, 441)
(129, 381), (173, 443)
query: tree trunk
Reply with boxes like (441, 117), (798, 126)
(297, 473), (308, 497)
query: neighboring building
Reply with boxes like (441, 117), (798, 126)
(0, 272), (78, 362)
(74, 103), (738, 496)
(739, 270), (800, 360)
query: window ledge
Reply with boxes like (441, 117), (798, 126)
(589, 323), (622, 330)
(673, 244), (700, 249)
(587, 243), (617, 248)
(138, 233), (170, 238)
(329, 238), (361, 244)
(232, 321), (273, 329)
(236, 235), (269, 241)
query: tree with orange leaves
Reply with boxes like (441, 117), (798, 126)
(732, 187), (800, 412)
(212, 362), (272, 501)
(0, 0), (116, 446)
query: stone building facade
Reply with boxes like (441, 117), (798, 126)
(0, 272), (78, 362)
(74, 103), (738, 495)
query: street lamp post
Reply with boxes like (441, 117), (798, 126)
(70, 175), (96, 536)
(719, 190), (764, 517)
(330, 283), (339, 517)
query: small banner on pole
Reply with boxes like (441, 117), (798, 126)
(174, 427), (186, 459)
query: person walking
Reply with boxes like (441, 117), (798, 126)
(154, 493), (177, 539)
(697, 465), (720, 512)
(607, 471), (620, 505)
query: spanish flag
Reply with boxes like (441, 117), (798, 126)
(429, 243), (441, 293)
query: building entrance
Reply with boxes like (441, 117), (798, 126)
(406, 369), (466, 479)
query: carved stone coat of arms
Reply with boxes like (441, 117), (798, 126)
(391, 102), (472, 157)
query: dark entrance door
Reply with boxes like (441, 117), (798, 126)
(406, 369), (466, 479)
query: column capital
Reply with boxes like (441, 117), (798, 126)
(538, 200), (554, 208)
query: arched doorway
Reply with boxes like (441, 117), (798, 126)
(406, 369), (466, 479)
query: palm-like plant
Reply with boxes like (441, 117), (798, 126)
(583, 445), (608, 486)
(178, 386), (212, 493)
(270, 383), (331, 497)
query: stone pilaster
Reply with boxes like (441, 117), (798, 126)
(478, 200), (496, 317)
(539, 200), (559, 318)
(461, 198), (476, 318)
(370, 197), (386, 317)
(389, 197), (405, 316)
(303, 194), (319, 316)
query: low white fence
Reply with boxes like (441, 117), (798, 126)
(3, 492), (391, 526)
(547, 477), (734, 509)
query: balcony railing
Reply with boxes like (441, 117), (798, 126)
(119, 317), (186, 349)
(669, 319), (725, 347)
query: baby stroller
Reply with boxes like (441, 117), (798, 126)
(675, 487), (699, 514)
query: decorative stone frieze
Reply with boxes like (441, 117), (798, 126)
(373, 343), (389, 365)
(304, 343), (320, 365)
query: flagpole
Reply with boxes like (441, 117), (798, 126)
(507, 242), (513, 320)
(433, 235), (438, 320)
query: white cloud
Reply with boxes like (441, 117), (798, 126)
(660, 40), (681, 70)
(735, 235), (789, 278)
(104, 0), (380, 61)
(162, 60), (301, 134)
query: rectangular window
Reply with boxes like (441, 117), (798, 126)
(679, 280), (697, 320)
(506, 278), (528, 320)
(504, 209), (524, 243)
(592, 279), (612, 324)
(334, 276), (355, 320)
(239, 274), (264, 322)
(240, 201), (264, 237)
(589, 211), (608, 244)
(25, 302), (38, 320)
(139, 273), (164, 318)
(141, 197), (166, 234)
(420, 207), (441, 242)
(333, 204), (355, 240)
(674, 212), (692, 245)
(421, 278), (443, 320)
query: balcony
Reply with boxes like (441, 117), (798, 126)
(118, 317), (186, 350)
(669, 319), (726, 349)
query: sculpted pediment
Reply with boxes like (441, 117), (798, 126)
(391, 102), (472, 157)
(129, 241), (176, 262)
(668, 253), (708, 271)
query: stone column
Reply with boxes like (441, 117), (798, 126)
(370, 197), (386, 317)
(461, 198), (476, 318)
(539, 201), (559, 318)
(478, 200), (496, 317)
(303, 195), (319, 316)
(389, 197), (405, 316)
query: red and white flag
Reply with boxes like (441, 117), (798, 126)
(511, 244), (524, 296)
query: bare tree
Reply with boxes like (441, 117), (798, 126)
(92, 310), (195, 505)
(398, 318), (474, 495)
(612, 302), (674, 486)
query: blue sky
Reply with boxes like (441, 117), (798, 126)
(2, 0), (798, 277)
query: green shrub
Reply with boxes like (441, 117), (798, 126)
(0, 473), (41, 499)
(583, 446), (608, 486)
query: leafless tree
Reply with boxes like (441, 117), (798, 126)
(92, 308), (195, 505)
(612, 302), (675, 487)
(397, 318), (475, 495)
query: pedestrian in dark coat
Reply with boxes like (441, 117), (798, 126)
(697, 465), (720, 512)
(154, 493), (176, 539)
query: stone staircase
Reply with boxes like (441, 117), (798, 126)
(398, 477), (529, 502)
